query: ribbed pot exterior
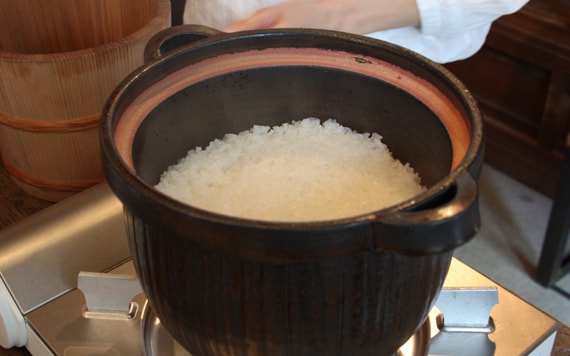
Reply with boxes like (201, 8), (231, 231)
(126, 210), (452, 356)
(100, 26), (484, 356)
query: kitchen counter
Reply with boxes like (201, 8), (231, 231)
(0, 161), (569, 355)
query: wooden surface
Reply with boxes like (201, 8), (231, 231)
(1, 160), (570, 354)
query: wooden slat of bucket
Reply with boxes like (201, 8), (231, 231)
(0, 0), (161, 54)
(0, 125), (103, 202)
(0, 0), (171, 201)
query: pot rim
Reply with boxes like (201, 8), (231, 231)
(101, 27), (484, 230)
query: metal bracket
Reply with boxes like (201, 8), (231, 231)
(77, 272), (143, 320)
(428, 287), (499, 356)
(434, 287), (499, 333)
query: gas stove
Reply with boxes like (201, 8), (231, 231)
(0, 184), (559, 355)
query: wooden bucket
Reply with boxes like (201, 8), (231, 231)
(0, 0), (171, 201)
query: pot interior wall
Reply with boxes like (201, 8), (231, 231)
(132, 66), (452, 188)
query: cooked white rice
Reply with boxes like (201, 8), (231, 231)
(155, 118), (425, 222)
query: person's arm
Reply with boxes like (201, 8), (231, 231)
(190, 0), (530, 63)
(224, 0), (529, 38)
(224, 0), (420, 34)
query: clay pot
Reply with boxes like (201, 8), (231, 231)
(101, 25), (484, 355)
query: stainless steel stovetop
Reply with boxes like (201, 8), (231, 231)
(0, 184), (559, 355)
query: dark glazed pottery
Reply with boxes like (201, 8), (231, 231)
(101, 25), (484, 355)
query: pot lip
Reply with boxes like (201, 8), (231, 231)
(101, 28), (484, 230)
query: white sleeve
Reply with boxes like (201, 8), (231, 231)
(368, 26), (490, 63)
(417, 0), (529, 37)
(367, 0), (529, 63)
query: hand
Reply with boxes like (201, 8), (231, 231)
(224, 0), (420, 35)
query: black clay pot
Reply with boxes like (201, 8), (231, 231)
(101, 25), (484, 356)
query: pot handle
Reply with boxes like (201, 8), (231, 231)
(144, 25), (223, 62)
(371, 172), (480, 254)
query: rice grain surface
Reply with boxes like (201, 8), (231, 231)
(155, 118), (425, 221)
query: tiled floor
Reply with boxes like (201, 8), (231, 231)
(453, 164), (570, 326)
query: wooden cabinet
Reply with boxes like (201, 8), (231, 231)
(444, 0), (570, 198)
